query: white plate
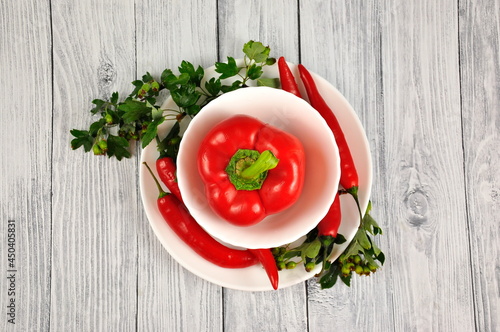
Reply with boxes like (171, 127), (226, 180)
(139, 61), (372, 291)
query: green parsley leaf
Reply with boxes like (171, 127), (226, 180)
(256, 77), (280, 88)
(170, 84), (200, 108)
(178, 60), (204, 86)
(163, 72), (191, 91)
(215, 57), (240, 79)
(220, 80), (242, 93)
(243, 41), (270, 63)
(204, 77), (222, 96)
(265, 57), (277, 66)
(247, 64), (263, 80)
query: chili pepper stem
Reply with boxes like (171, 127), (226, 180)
(346, 186), (364, 228)
(143, 162), (168, 198)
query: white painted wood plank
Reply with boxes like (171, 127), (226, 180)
(50, 1), (139, 330)
(299, 1), (395, 330)
(377, 0), (474, 330)
(217, 0), (300, 63)
(459, 1), (500, 330)
(134, 1), (223, 331)
(217, 2), (308, 331)
(302, 0), (476, 331)
(0, 1), (52, 330)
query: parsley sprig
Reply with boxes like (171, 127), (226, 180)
(71, 41), (277, 160)
(273, 201), (384, 289)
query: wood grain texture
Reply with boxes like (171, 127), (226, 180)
(217, 2), (308, 331)
(135, 1), (223, 331)
(299, 1), (395, 331)
(217, 0), (300, 63)
(0, 0), (52, 331)
(459, 1), (500, 331)
(378, 0), (475, 330)
(1, 0), (500, 330)
(50, 0), (139, 330)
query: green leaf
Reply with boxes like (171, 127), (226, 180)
(362, 250), (379, 268)
(265, 57), (277, 66)
(163, 72), (191, 91)
(247, 64), (263, 80)
(377, 252), (385, 265)
(130, 80), (143, 97)
(89, 118), (106, 136)
(370, 238), (382, 256)
(106, 135), (131, 160)
(339, 273), (352, 287)
(215, 57), (240, 79)
(257, 77), (280, 88)
(205, 77), (222, 96)
(90, 99), (106, 114)
(334, 233), (347, 245)
(304, 239), (321, 259)
(160, 69), (174, 86)
(178, 61), (204, 85)
(110, 92), (119, 104)
(184, 104), (201, 116)
(282, 250), (301, 260)
(141, 117), (165, 149)
(142, 72), (154, 83)
(319, 263), (341, 289)
(344, 242), (361, 259)
(118, 100), (152, 124)
(157, 121), (181, 160)
(170, 84), (200, 108)
(220, 80), (242, 93)
(243, 41), (270, 63)
(70, 129), (94, 152)
(357, 230), (371, 250)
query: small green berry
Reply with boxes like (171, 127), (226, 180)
(92, 144), (103, 155)
(286, 261), (297, 270)
(355, 265), (363, 275)
(305, 262), (315, 272)
(97, 139), (107, 151)
(341, 266), (351, 276)
(277, 262), (286, 271)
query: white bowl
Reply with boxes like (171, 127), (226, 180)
(177, 86), (340, 249)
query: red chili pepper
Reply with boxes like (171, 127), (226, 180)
(249, 248), (279, 290)
(198, 114), (305, 226)
(156, 157), (183, 202)
(317, 191), (342, 238)
(297, 64), (362, 222)
(144, 162), (258, 269)
(277, 57), (302, 98)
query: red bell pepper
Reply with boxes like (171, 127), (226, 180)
(198, 114), (305, 226)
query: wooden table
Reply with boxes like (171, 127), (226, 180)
(1, 0), (499, 331)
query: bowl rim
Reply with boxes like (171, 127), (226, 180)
(176, 86), (340, 249)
